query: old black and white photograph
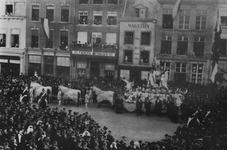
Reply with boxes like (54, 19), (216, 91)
(0, 0), (227, 149)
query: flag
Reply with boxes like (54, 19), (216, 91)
(210, 8), (222, 83)
(210, 63), (218, 83)
(172, 0), (182, 20)
(41, 18), (50, 39)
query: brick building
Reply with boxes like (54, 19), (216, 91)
(118, 0), (159, 81)
(26, 0), (124, 79)
(156, 0), (218, 85)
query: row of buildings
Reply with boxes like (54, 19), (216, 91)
(0, 0), (227, 85)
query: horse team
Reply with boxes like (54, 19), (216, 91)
(21, 82), (114, 108)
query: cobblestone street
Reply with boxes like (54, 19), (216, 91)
(49, 102), (179, 143)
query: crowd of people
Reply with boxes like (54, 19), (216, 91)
(0, 74), (227, 150)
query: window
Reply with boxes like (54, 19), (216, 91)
(162, 9), (173, 29)
(220, 39), (227, 55)
(108, 0), (117, 4)
(124, 50), (133, 63)
(79, 0), (89, 4)
(92, 32), (102, 44)
(5, 4), (13, 15)
(177, 36), (188, 55)
(192, 64), (203, 84)
(61, 4), (69, 22)
(221, 16), (227, 26)
(106, 33), (117, 45)
(45, 30), (53, 48)
(60, 30), (68, 50)
(31, 4), (40, 21)
(141, 32), (151, 45)
(105, 70), (114, 79)
(77, 32), (88, 44)
(107, 12), (117, 25)
(179, 10), (190, 30)
(160, 62), (170, 71)
(31, 29), (39, 48)
(94, 0), (103, 4)
(120, 69), (130, 80)
(195, 10), (207, 30)
(93, 11), (102, 25)
(46, 5), (54, 22)
(124, 32), (134, 45)
(11, 35), (19, 48)
(161, 35), (172, 54)
(175, 63), (186, 73)
(57, 57), (70, 66)
(135, 8), (146, 18)
(79, 11), (88, 25)
(193, 37), (205, 57)
(140, 51), (149, 64)
(0, 34), (6, 47)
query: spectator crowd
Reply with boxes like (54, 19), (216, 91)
(0, 74), (227, 150)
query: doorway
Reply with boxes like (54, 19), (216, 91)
(90, 61), (100, 77)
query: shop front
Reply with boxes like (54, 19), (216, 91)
(0, 56), (20, 76)
(119, 65), (152, 81)
(28, 55), (41, 76)
(71, 50), (117, 79)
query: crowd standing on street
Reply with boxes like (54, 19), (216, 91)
(0, 74), (227, 150)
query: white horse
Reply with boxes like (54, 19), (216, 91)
(30, 82), (52, 102)
(58, 86), (81, 105)
(92, 86), (114, 107)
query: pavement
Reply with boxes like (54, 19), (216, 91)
(48, 101), (180, 143)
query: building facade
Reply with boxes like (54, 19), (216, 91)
(118, 0), (159, 81)
(217, 0), (227, 84)
(156, 0), (218, 85)
(71, 0), (124, 79)
(26, 0), (124, 79)
(26, 0), (75, 77)
(0, 0), (27, 76)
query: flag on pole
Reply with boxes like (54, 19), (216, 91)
(172, 0), (182, 20)
(41, 18), (50, 39)
(210, 8), (221, 83)
(210, 63), (218, 83)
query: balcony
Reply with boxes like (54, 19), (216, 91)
(71, 42), (118, 58)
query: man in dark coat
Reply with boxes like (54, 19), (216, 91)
(136, 96), (143, 116)
(155, 96), (162, 116)
(145, 97), (151, 116)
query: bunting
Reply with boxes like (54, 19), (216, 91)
(41, 18), (50, 39)
(172, 0), (182, 20)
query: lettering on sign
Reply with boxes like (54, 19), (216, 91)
(94, 52), (115, 57)
(126, 46), (145, 50)
(128, 24), (150, 28)
(72, 51), (92, 55)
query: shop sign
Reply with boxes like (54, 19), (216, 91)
(77, 62), (87, 69)
(128, 23), (150, 29)
(94, 52), (115, 57)
(126, 46), (145, 50)
(105, 64), (115, 70)
(72, 51), (92, 55)
(0, 59), (7, 63)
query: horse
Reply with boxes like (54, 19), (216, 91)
(92, 86), (114, 108)
(30, 82), (52, 103)
(58, 86), (81, 105)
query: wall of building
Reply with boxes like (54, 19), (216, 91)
(156, 0), (217, 85)
(0, 0), (27, 75)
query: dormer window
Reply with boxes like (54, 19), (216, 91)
(133, 4), (147, 18)
(5, 4), (13, 15)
